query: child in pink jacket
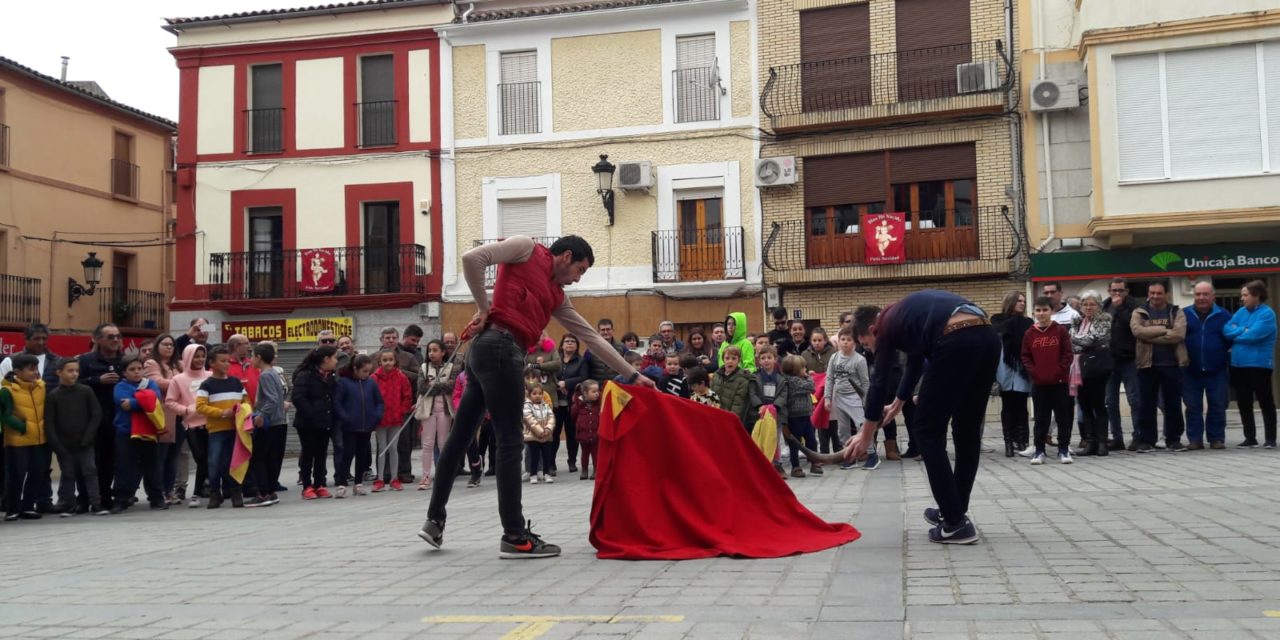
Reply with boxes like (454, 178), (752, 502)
(164, 344), (211, 508)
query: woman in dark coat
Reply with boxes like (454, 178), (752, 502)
(554, 334), (591, 474)
(292, 346), (338, 498)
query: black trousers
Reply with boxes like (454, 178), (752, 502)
(1233, 366), (1278, 444)
(1032, 383), (1073, 451)
(428, 329), (529, 536)
(94, 415), (115, 507)
(913, 326), (1000, 528)
(186, 428), (210, 497)
(114, 434), (163, 508)
(552, 405), (578, 470)
(337, 431), (372, 487)
(1078, 374), (1110, 445)
(999, 390), (1030, 445)
(248, 425), (287, 496)
(297, 427), (331, 489)
(1137, 366), (1185, 446)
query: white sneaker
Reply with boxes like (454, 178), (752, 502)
(538, 473), (547, 484)
(188, 496), (200, 509)
(1017, 445), (1036, 457)
(544, 474), (554, 484)
(529, 475), (539, 484)
(1058, 451), (1073, 464)
(353, 484), (366, 496)
(1030, 452), (1046, 465)
(335, 486), (347, 499)
(521, 472), (531, 481)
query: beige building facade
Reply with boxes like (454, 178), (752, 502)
(439, 0), (763, 339)
(0, 56), (175, 343)
(758, 0), (1025, 326)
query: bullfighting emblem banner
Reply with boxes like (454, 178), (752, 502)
(865, 212), (906, 265)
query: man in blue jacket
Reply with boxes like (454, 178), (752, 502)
(1183, 281), (1232, 450)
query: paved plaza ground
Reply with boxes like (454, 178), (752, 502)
(4, 412), (1280, 639)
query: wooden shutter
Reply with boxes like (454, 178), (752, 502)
(889, 144), (976, 183)
(498, 198), (547, 238)
(1114, 53), (1165, 181)
(803, 153), (886, 207)
(895, 0), (971, 100)
(800, 4), (871, 110)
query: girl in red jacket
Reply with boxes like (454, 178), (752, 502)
(571, 379), (602, 480)
(372, 350), (413, 492)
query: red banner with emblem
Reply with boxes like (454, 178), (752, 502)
(864, 212), (906, 265)
(300, 248), (336, 293)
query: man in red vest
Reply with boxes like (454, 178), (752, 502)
(418, 235), (654, 558)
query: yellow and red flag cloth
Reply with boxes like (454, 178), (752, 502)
(589, 382), (859, 560)
(230, 403), (254, 484)
(130, 389), (166, 441)
(810, 372), (830, 428)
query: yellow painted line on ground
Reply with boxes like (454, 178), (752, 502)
(1264, 610), (1280, 617)
(423, 614), (686, 640)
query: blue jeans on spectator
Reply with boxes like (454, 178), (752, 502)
(1106, 359), (1140, 442)
(1184, 368), (1228, 444)
(1137, 366), (1185, 446)
(206, 430), (237, 496)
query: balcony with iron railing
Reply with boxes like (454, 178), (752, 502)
(761, 40), (1010, 131)
(472, 236), (558, 288)
(99, 287), (166, 331)
(246, 107), (284, 153)
(111, 158), (139, 200)
(357, 100), (397, 147)
(0, 274), (41, 326)
(652, 226), (744, 283)
(763, 205), (1022, 285)
(674, 67), (721, 123)
(208, 244), (428, 301)
(499, 82), (541, 135)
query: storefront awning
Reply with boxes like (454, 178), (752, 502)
(1031, 242), (1280, 282)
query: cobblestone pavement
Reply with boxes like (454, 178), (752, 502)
(3, 413), (1280, 639)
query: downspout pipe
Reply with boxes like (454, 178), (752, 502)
(1034, 0), (1057, 252)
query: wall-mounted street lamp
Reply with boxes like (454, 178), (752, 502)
(68, 251), (104, 306)
(592, 154), (616, 226)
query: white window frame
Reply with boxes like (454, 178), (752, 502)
(663, 26), (731, 127)
(655, 161), (742, 281)
(481, 173), (562, 241)
(488, 45), (552, 142)
(1113, 41), (1278, 185)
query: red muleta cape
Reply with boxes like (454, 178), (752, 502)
(589, 383), (859, 560)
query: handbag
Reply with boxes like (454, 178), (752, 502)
(1078, 345), (1113, 379)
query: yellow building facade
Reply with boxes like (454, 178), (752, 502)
(439, 0), (763, 340)
(0, 56), (175, 344)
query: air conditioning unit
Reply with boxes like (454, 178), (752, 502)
(616, 161), (653, 190)
(956, 61), (1000, 94)
(755, 156), (797, 188)
(1030, 79), (1080, 112)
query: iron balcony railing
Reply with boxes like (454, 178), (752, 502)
(357, 100), (397, 147)
(761, 40), (1010, 120)
(0, 274), (41, 326)
(673, 67), (721, 123)
(499, 81), (541, 135)
(246, 107), (284, 153)
(473, 237), (558, 287)
(763, 206), (1021, 272)
(110, 158), (139, 199)
(0, 123), (10, 167)
(208, 244), (427, 301)
(99, 287), (165, 330)
(651, 226), (744, 282)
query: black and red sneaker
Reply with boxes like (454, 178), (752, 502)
(499, 521), (561, 559)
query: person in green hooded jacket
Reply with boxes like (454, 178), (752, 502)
(718, 312), (757, 374)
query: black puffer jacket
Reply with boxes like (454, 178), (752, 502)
(558, 354), (592, 401)
(1104, 296), (1139, 361)
(291, 367), (335, 431)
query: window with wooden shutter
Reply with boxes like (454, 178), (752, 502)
(895, 0), (972, 101)
(498, 197), (547, 239)
(799, 4), (871, 112)
(675, 34), (719, 123)
(499, 51), (540, 135)
(1114, 41), (1280, 182)
(359, 55), (396, 147)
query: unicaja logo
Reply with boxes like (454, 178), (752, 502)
(1150, 251), (1181, 271)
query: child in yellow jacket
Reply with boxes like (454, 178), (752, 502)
(1, 354), (49, 520)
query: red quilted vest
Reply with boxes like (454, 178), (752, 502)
(487, 243), (565, 349)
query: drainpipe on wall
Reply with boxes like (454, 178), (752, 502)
(460, 3), (474, 23)
(1034, 0), (1057, 252)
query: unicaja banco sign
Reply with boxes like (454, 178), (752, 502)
(1031, 242), (1280, 281)
(1151, 251), (1280, 272)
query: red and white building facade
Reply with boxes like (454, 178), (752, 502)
(165, 0), (450, 361)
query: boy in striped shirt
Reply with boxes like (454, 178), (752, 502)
(196, 346), (248, 508)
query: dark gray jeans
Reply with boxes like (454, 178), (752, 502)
(55, 446), (100, 508)
(427, 328), (528, 536)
